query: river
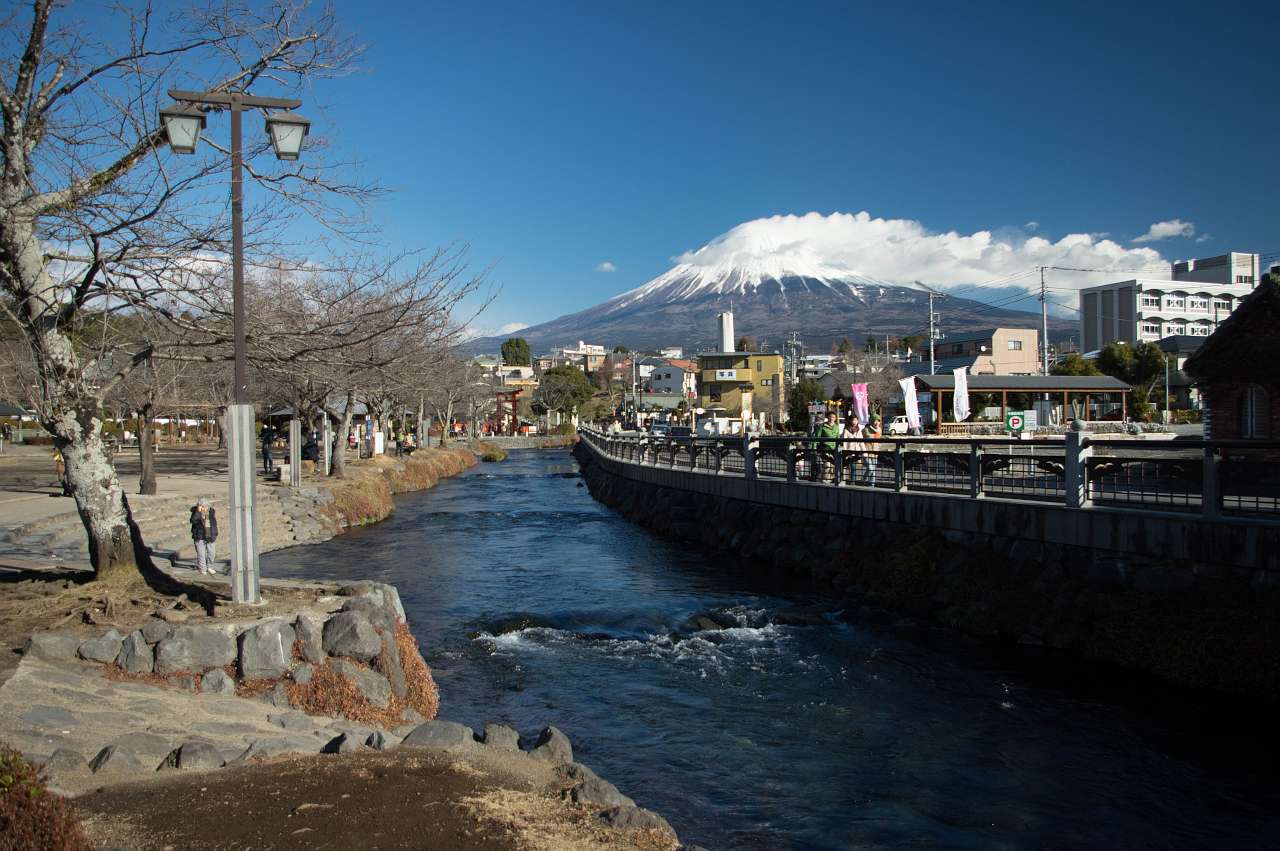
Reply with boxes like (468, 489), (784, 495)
(261, 448), (1280, 850)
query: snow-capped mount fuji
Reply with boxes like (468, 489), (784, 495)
(464, 264), (1065, 355)
(465, 213), (1080, 354)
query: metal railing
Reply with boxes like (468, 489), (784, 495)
(581, 428), (1280, 522)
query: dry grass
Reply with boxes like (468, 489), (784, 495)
(284, 621), (439, 728)
(393, 621), (440, 721)
(457, 788), (678, 851)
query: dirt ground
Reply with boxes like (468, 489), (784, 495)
(73, 749), (678, 851)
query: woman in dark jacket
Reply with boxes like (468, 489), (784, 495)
(191, 497), (218, 575)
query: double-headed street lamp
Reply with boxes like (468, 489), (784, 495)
(159, 89), (311, 604)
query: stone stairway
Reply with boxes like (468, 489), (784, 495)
(3, 485), (335, 567)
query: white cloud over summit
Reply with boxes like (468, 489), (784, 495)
(595, 261), (617, 272)
(1132, 218), (1196, 244)
(671, 211), (1169, 292)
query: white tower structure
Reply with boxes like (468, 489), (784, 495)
(718, 311), (735, 352)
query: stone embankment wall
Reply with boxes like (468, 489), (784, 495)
(575, 443), (1280, 702)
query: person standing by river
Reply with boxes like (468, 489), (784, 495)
(260, 424), (277, 475)
(190, 497), (218, 575)
(859, 415), (883, 484)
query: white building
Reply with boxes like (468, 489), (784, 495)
(646, 361), (697, 397)
(1078, 253), (1258, 352)
(658, 347), (684, 359)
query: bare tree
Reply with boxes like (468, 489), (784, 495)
(0, 1), (481, 584)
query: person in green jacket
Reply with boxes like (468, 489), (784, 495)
(814, 409), (842, 480)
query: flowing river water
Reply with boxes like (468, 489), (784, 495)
(261, 448), (1280, 850)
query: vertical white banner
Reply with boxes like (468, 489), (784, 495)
(899, 376), (920, 431)
(952, 367), (971, 422)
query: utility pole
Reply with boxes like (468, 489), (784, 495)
(921, 285), (944, 375)
(1039, 266), (1050, 376)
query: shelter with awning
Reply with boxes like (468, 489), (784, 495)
(911, 374), (1132, 432)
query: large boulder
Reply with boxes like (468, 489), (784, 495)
(321, 732), (365, 754)
(40, 749), (90, 787)
(140, 619), (172, 644)
(115, 631), (154, 674)
(89, 745), (145, 777)
(237, 620), (297, 680)
(340, 597), (396, 634)
(481, 723), (520, 750)
(23, 631), (80, 661)
(378, 632), (407, 699)
(294, 615), (325, 664)
(400, 720), (474, 751)
(527, 726), (573, 764)
(330, 659), (392, 709)
(158, 741), (225, 772)
(201, 669), (236, 695)
(596, 806), (678, 839)
(78, 629), (124, 663)
(567, 778), (635, 809)
(232, 736), (319, 763)
(154, 626), (236, 675)
(321, 611), (381, 662)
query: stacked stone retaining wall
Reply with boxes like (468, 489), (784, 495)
(575, 441), (1280, 701)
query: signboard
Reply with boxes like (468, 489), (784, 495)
(715, 369), (738, 380)
(1005, 411), (1026, 432)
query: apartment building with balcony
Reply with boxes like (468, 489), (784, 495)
(1078, 253), (1260, 352)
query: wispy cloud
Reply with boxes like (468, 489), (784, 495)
(1195, 233), (1213, 243)
(595, 261), (617, 273)
(1024, 221), (1039, 231)
(1132, 218), (1196, 244)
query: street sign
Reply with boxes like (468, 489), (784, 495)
(1006, 411), (1025, 432)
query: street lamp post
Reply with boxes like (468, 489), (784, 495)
(159, 89), (311, 604)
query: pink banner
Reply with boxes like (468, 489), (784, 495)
(850, 383), (869, 425)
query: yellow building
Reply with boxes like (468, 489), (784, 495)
(696, 351), (786, 421)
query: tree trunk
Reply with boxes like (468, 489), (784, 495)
(417, 395), (426, 445)
(55, 406), (158, 584)
(138, 405), (156, 495)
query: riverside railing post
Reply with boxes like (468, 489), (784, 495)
(894, 442), (906, 492)
(744, 435), (757, 480)
(289, 418), (302, 488)
(225, 95), (260, 605)
(787, 441), (797, 483)
(969, 442), (981, 498)
(322, 417), (333, 476)
(1202, 445), (1221, 519)
(1064, 429), (1091, 509)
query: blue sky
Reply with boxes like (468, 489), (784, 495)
(104, 1), (1280, 332)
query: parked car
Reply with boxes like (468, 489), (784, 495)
(887, 415), (911, 435)
(648, 423), (670, 437)
(668, 426), (692, 438)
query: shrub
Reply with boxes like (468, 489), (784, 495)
(480, 448), (508, 462)
(0, 744), (92, 850)
(551, 422), (577, 436)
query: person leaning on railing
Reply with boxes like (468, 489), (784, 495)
(859, 416), (883, 484)
(814, 409), (842, 481)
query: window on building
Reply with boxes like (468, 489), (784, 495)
(709, 385), (722, 402)
(1188, 325), (1211, 337)
(757, 360), (763, 373)
(1141, 294), (1160, 308)
(1213, 298), (1231, 313)
(1140, 322), (1160, 337)
(1007, 340), (1023, 351)
(760, 378), (772, 386)
(1187, 296), (1209, 311)
(1165, 323), (1186, 336)
(1239, 385), (1270, 438)
(1237, 275), (1254, 284)
(1165, 295), (1186, 309)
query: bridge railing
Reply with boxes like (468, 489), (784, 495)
(581, 428), (1280, 522)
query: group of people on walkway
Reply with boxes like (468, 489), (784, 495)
(814, 409), (883, 484)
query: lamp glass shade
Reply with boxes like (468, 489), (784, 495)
(264, 111), (310, 161)
(159, 104), (206, 154)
